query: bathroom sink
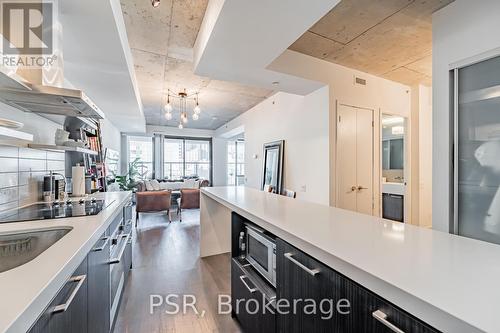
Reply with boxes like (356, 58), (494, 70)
(0, 227), (72, 273)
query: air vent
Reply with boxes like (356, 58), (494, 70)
(355, 76), (367, 86)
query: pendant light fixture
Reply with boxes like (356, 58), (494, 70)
(163, 88), (202, 129)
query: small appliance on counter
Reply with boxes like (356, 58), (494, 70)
(43, 172), (66, 202)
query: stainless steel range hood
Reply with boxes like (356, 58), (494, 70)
(0, 8), (104, 120)
(0, 69), (105, 119)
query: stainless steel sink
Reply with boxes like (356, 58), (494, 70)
(0, 227), (72, 273)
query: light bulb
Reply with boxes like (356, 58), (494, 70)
(182, 115), (188, 124)
(192, 113), (199, 120)
(164, 112), (172, 120)
(194, 105), (201, 114)
(164, 103), (172, 112)
(178, 123), (183, 129)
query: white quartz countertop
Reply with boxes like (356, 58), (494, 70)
(202, 186), (500, 333)
(0, 191), (132, 333)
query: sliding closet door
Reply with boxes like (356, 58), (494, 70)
(455, 55), (500, 245)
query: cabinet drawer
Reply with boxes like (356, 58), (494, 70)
(276, 239), (337, 333)
(29, 258), (88, 333)
(343, 277), (440, 333)
(108, 211), (123, 236)
(231, 259), (276, 333)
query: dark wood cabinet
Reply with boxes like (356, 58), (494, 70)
(87, 232), (111, 333)
(231, 259), (276, 333)
(276, 238), (439, 333)
(29, 258), (88, 333)
(276, 238), (337, 333)
(334, 274), (439, 333)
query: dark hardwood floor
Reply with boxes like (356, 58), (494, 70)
(113, 209), (241, 333)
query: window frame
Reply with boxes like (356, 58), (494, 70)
(162, 135), (213, 183)
(127, 135), (154, 180)
(227, 139), (245, 186)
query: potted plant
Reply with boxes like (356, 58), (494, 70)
(111, 158), (143, 202)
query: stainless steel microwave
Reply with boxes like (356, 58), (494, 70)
(245, 224), (276, 287)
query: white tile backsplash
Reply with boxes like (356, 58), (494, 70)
(0, 145), (65, 211)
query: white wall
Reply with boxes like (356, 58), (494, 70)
(267, 50), (411, 209)
(216, 87), (331, 205)
(432, 0), (500, 232)
(100, 118), (121, 152)
(419, 85), (432, 228)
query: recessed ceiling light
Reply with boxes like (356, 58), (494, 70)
(272, 81), (280, 86)
(151, 0), (160, 8)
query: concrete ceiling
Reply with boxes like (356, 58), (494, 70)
(289, 0), (455, 87)
(120, 0), (273, 130)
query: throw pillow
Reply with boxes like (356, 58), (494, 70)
(144, 180), (154, 191)
(150, 179), (161, 191)
(183, 179), (196, 189)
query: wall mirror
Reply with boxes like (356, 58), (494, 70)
(262, 140), (284, 194)
(382, 115), (406, 183)
(381, 114), (407, 223)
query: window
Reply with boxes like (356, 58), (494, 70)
(163, 137), (212, 181)
(227, 140), (245, 186)
(128, 136), (153, 179)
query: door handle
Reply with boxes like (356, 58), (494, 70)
(284, 252), (320, 276)
(372, 310), (405, 333)
(52, 275), (86, 313)
(350, 186), (357, 192)
(357, 185), (368, 191)
(92, 236), (110, 252)
(239, 275), (257, 293)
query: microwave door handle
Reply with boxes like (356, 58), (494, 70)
(239, 275), (257, 293)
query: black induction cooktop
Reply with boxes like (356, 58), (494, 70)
(0, 199), (114, 224)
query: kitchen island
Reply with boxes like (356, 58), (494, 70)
(0, 191), (132, 333)
(200, 186), (500, 333)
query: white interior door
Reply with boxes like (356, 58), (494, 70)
(337, 104), (374, 215)
(337, 106), (357, 211)
(356, 108), (374, 215)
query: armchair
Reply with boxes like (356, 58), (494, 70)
(135, 190), (172, 226)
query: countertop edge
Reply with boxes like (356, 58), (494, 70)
(201, 189), (482, 333)
(3, 192), (132, 333)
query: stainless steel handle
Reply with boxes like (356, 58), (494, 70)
(109, 233), (130, 264)
(372, 310), (405, 333)
(284, 252), (320, 276)
(239, 275), (257, 293)
(92, 236), (110, 252)
(52, 275), (86, 313)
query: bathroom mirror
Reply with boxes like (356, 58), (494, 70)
(381, 114), (407, 223)
(262, 140), (284, 194)
(381, 114), (406, 183)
